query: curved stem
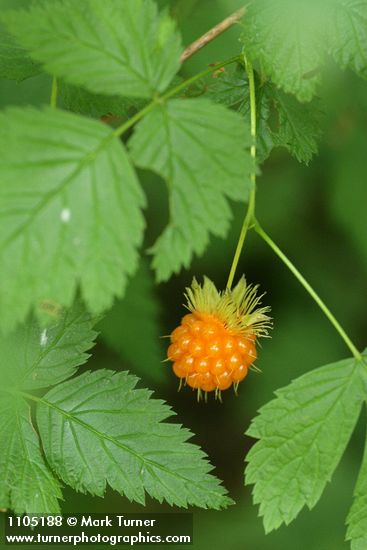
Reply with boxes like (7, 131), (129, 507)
(113, 55), (241, 138)
(254, 222), (363, 362)
(226, 56), (257, 289)
(50, 76), (58, 108)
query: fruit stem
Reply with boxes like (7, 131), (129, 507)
(50, 76), (58, 108)
(226, 56), (257, 290)
(254, 221), (363, 362)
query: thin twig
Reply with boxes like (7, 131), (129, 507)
(180, 6), (247, 63)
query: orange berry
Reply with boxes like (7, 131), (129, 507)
(206, 338), (222, 357)
(167, 343), (182, 361)
(173, 362), (187, 378)
(232, 364), (248, 382)
(181, 356), (195, 374)
(201, 323), (218, 339)
(201, 372), (216, 392)
(195, 358), (210, 373)
(189, 339), (204, 357)
(227, 352), (242, 371)
(166, 276), (271, 399)
(171, 325), (188, 342)
(216, 370), (232, 390)
(212, 357), (226, 375)
(223, 336), (236, 354)
(167, 311), (259, 395)
(182, 313), (195, 326)
(186, 372), (202, 389)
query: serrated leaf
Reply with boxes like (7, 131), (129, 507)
(245, 353), (367, 533)
(241, 0), (327, 101)
(205, 64), (250, 111)
(346, 423), (367, 549)
(205, 65), (322, 163)
(0, 302), (97, 391)
(0, 395), (61, 514)
(269, 88), (323, 163)
(0, 0), (40, 81)
(205, 64), (274, 162)
(242, 0), (367, 101)
(328, 0), (367, 78)
(59, 81), (145, 120)
(98, 262), (166, 384)
(36, 369), (233, 509)
(3, 0), (182, 99)
(0, 107), (145, 331)
(129, 98), (253, 280)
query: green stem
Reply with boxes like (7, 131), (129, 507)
(254, 222), (363, 362)
(50, 76), (58, 108)
(226, 56), (257, 289)
(113, 55), (241, 138)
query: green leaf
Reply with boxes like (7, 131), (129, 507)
(0, 107), (145, 331)
(205, 64), (322, 163)
(59, 81), (145, 120)
(241, 0), (367, 101)
(269, 88), (323, 164)
(346, 423), (367, 550)
(0, 300), (100, 513)
(241, 0), (326, 101)
(205, 64), (249, 111)
(205, 64), (274, 162)
(0, 302), (97, 391)
(0, 28), (40, 81)
(36, 369), (233, 509)
(327, 0), (367, 78)
(129, 98), (253, 280)
(3, 0), (182, 99)
(245, 353), (367, 532)
(98, 262), (166, 384)
(0, 0), (40, 81)
(0, 395), (61, 514)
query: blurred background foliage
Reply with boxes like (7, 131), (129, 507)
(1, 0), (366, 548)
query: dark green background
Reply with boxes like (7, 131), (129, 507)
(1, 0), (366, 548)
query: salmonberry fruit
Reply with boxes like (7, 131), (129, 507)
(167, 276), (271, 400)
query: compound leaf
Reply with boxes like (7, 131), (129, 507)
(346, 423), (367, 549)
(37, 369), (233, 510)
(0, 107), (145, 331)
(129, 98), (253, 281)
(245, 353), (367, 532)
(0, 395), (61, 514)
(3, 0), (182, 99)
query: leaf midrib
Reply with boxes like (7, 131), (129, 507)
(21, 391), (227, 502)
